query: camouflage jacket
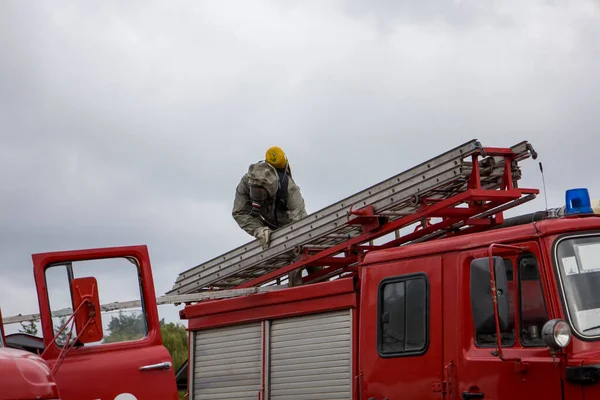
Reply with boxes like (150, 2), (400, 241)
(232, 162), (308, 236)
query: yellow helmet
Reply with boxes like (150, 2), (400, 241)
(265, 146), (287, 169)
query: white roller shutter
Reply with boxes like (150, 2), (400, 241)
(268, 309), (352, 400)
(192, 322), (263, 400)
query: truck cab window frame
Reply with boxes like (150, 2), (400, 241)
(44, 257), (149, 349)
(473, 252), (550, 348)
(517, 253), (550, 347)
(553, 232), (600, 341)
(377, 272), (429, 358)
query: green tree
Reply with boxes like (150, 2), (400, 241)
(159, 319), (188, 400)
(19, 320), (38, 336)
(54, 316), (70, 345)
(159, 318), (188, 371)
(103, 311), (146, 343)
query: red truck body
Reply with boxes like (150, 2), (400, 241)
(0, 308), (60, 400)
(179, 215), (600, 400)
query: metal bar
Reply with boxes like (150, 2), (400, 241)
(429, 208), (479, 218)
(305, 256), (358, 267)
(402, 193), (538, 245)
(2, 286), (286, 325)
(65, 262), (75, 312)
(302, 263), (353, 284)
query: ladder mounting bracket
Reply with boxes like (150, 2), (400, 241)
(347, 205), (387, 232)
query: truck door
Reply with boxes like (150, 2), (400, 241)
(458, 241), (563, 399)
(359, 254), (443, 399)
(32, 245), (179, 400)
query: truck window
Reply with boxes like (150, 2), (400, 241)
(45, 257), (147, 347)
(555, 234), (600, 338)
(473, 254), (549, 348)
(518, 254), (549, 346)
(377, 273), (428, 357)
(475, 258), (516, 347)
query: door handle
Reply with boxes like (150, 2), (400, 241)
(139, 361), (173, 371)
(462, 392), (484, 399)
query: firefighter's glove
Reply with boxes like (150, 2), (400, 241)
(254, 226), (272, 250)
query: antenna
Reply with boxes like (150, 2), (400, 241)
(539, 161), (548, 213)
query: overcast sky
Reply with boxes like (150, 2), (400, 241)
(1, 0), (599, 335)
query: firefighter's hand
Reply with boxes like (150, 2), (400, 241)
(253, 226), (271, 250)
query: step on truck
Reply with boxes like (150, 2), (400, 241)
(3, 139), (600, 400)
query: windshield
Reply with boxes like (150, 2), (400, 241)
(555, 233), (600, 338)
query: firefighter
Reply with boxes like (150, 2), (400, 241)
(232, 146), (317, 287)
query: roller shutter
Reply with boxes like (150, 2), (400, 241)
(192, 322), (263, 400)
(269, 309), (352, 400)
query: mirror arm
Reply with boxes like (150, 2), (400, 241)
(41, 297), (96, 375)
(487, 243), (527, 361)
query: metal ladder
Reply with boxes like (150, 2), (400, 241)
(167, 139), (538, 295)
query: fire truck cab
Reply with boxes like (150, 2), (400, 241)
(357, 209), (600, 400)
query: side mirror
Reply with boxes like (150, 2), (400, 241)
(71, 277), (103, 344)
(470, 256), (510, 334)
(542, 319), (572, 351)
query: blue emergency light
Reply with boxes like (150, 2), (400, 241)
(565, 188), (593, 215)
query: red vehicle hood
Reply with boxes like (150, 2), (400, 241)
(0, 347), (60, 400)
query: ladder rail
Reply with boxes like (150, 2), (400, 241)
(169, 140), (485, 294)
(172, 140), (481, 279)
(171, 165), (468, 293)
(2, 286), (285, 325)
(168, 140), (538, 295)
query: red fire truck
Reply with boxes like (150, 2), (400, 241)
(3, 139), (600, 399)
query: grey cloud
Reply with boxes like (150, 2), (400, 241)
(341, 0), (508, 30)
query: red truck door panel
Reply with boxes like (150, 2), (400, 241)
(32, 245), (178, 400)
(359, 255), (443, 399)
(455, 241), (563, 399)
